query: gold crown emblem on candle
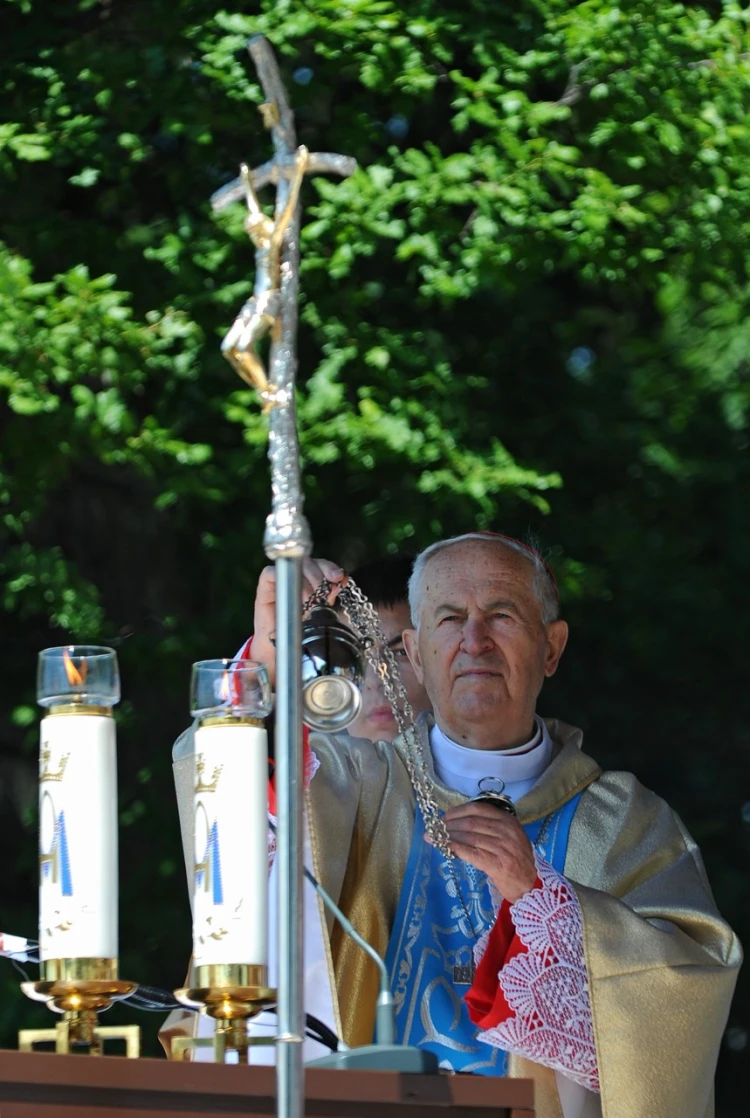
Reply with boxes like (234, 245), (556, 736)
(40, 747), (69, 783)
(195, 757), (222, 794)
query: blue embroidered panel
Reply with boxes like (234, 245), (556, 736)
(384, 793), (581, 1075)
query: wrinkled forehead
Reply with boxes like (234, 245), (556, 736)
(420, 541), (537, 604)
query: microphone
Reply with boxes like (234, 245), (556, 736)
(268, 822), (437, 1073)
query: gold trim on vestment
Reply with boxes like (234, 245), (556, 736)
(305, 782), (345, 1043)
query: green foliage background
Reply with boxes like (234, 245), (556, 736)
(1, 0), (748, 1105)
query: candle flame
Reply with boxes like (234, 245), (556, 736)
(218, 670), (231, 703)
(63, 649), (87, 686)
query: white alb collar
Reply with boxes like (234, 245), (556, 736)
(429, 716), (552, 798)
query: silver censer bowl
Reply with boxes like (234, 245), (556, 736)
(300, 607), (365, 732)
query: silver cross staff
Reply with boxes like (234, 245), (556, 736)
(211, 35), (356, 1118)
(212, 35), (356, 560)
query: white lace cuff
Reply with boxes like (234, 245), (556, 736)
(476, 858), (600, 1093)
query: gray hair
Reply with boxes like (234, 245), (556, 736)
(407, 533), (559, 629)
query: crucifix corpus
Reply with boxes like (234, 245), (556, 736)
(210, 34), (356, 1118)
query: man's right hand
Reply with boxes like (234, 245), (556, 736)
(251, 558), (346, 688)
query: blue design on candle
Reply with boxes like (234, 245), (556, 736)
(40, 794), (73, 896)
(209, 821), (223, 905)
(196, 820), (224, 905)
(57, 810), (73, 896)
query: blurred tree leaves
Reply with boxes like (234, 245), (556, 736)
(0, 0), (749, 1101)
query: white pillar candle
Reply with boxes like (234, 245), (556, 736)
(36, 646), (120, 966)
(39, 711), (118, 961)
(192, 721), (269, 968)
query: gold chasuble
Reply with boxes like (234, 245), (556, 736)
(306, 715), (741, 1118)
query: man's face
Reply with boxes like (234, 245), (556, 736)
(348, 601), (431, 744)
(402, 542), (568, 750)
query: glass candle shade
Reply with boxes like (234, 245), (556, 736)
(37, 645), (120, 710)
(190, 659), (272, 722)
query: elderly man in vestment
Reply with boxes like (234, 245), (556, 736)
(167, 533), (740, 1118)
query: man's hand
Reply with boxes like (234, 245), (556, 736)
(438, 802), (537, 904)
(251, 558), (345, 689)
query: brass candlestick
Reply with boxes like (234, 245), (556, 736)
(20, 959), (139, 1056)
(173, 963), (275, 1062)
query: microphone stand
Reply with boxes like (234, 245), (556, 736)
(306, 871), (437, 1072)
(269, 833), (437, 1074)
(211, 36), (356, 1118)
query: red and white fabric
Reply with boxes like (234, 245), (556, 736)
(466, 857), (600, 1094)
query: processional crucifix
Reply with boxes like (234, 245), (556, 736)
(210, 35), (356, 1118)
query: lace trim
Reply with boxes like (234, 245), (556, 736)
(487, 878), (504, 912)
(477, 858), (600, 1093)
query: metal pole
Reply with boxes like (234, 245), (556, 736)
(247, 39), (308, 1118)
(274, 557), (304, 1118)
(211, 37), (356, 1118)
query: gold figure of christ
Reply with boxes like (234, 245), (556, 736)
(221, 145), (309, 411)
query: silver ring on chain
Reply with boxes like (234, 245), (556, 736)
(478, 776), (508, 798)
